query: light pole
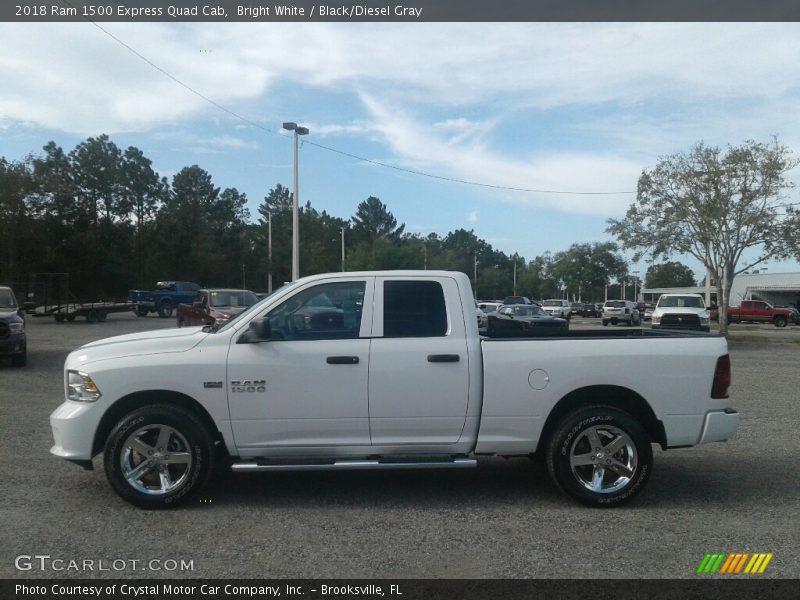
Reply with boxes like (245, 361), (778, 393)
(631, 270), (640, 302)
(340, 226), (346, 272)
(283, 121), (309, 281)
(266, 210), (273, 294)
(512, 257), (517, 296)
(473, 254), (479, 299)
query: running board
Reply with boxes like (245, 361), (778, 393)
(231, 458), (477, 472)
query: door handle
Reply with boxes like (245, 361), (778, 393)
(326, 356), (359, 364)
(427, 354), (460, 363)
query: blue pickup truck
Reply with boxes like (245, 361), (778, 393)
(128, 281), (201, 318)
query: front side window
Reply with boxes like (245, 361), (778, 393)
(383, 280), (447, 338)
(267, 281), (366, 341)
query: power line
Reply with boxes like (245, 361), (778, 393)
(64, 6), (637, 196)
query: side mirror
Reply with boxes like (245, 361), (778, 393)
(17, 308), (25, 318)
(237, 317), (272, 344)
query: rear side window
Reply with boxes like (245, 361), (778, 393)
(384, 281), (447, 338)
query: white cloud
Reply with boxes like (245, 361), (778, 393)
(467, 211), (478, 225)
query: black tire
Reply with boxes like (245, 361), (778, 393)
(177, 317), (184, 328)
(66, 315), (76, 322)
(158, 300), (173, 319)
(97, 311), (108, 322)
(103, 404), (215, 509)
(86, 309), (99, 323)
(602, 320), (609, 327)
(545, 405), (653, 507)
(773, 316), (787, 328)
(136, 306), (150, 317)
(11, 351), (27, 367)
(54, 314), (65, 322)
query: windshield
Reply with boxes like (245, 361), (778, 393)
(657, 295), (705, 309)
(214, 282), (298, 333)
(505, 305), (546, 317)
(209, 290), (259, 308)
(0, 289), (17, 309)
(542, 300), (562, 307)
(155, 281), (175, 291)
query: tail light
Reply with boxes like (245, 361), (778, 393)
(711, 354), (732, 399)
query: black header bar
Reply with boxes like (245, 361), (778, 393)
(3, 0), (800, 23)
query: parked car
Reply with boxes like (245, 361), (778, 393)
(725, 299), (796, 328)
(651, 294), (710, 332)
(642, 303), (655, 321)
(177, 289), (259, 329)
(580, 303), (601, 318)
(502, 296), (533, 305)
(51, 270), (738, 509)
(602, 300), (640, 326)
(128, 281), (201, 318)
(487, 304), (569, 337)
(477, 301), (501, 315)
(474, 301), (488, 334)
(570, 302), (584, 316)
(541, 299), (571, 319)
(0, 286), (26, 367)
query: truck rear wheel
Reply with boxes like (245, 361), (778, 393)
(136, 306), (149, 317)
(103, 404), (215, 509)
(545, 405), (652, 507)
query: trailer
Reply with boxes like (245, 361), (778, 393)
(31, 301), (135, 323)
(25, 273), (133, 323)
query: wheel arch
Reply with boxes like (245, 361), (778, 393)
(92, 390), (221, 456)
(535, 385), (667, 456)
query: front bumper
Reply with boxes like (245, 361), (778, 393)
(699, 409), (740, 444)
(50, 400), (103, 461)
(0, 333), (26, 356)
(652, 324), (711, 332)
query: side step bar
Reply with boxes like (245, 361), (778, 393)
(231, 458), (477, 472)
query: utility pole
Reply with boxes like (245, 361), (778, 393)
(283, 122), (309, 281)
(513, 259), (517, 296)
(340, 227), (346, 272)
(473, 254), (479, 299)
(423, 243), (427, 270)
(242, 264), (246, 289)
(267, 211), (273, 294)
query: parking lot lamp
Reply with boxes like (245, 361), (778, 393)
(283, 122), (309, 281)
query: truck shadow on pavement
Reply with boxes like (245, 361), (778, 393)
(185, 453), (793, 511)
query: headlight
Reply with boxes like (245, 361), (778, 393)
(67, 370), (102, 402)
(651, 316), (661, 325)
(700, 316), (710, 325)
(10, 322), (24, 333)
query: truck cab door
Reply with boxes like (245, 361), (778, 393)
(368, 276), (471, 445)
(226, 277), (374, 451)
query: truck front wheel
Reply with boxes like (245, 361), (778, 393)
(136, 306), (149, 317)
(158, 300), (173, 318)
(773, 316), (787, 328)
(103, 404), (215, 509)
(545, 405), (652, 507)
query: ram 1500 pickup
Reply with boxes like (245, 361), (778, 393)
(51, 271), (738, 509)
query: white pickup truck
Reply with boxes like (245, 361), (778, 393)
(50, 271), (739, 509)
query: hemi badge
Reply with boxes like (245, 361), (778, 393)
(203, 381), (223, 389)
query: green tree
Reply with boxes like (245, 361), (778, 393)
(351, 196), (405, 244)
(644, 261), (697, 289)
(608, 139), (800, 334)
(548, 242), (628, 301)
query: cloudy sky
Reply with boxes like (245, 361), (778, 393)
(2, 22), (800, 277)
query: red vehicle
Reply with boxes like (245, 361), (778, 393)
(176, 289), (259, 328)
(722, 300), (797, 328)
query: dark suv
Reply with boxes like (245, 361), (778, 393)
(0, 286), (26, 367)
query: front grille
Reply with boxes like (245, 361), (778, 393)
(661, 313), (701, 329)
(0, 322), (8, 339)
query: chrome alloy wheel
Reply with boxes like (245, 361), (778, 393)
(569, 425), (638, 494)
(120, 424), (193, 495)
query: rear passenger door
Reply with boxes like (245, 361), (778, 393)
(368, 276), (470, 445)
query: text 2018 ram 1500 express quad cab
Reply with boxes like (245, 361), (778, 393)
(51, 271), (738, 509)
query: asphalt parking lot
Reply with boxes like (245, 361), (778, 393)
(1, 313), (798, 579)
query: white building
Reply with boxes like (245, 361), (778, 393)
(642, 271), (800, 308)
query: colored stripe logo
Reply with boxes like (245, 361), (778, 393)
(697, 552), (774, 574)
